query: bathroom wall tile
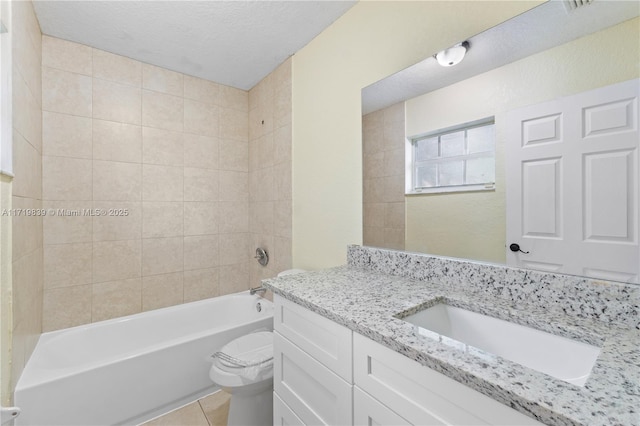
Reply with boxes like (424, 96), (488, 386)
(274, 163), (291, 201)
(257, 132), (275, 168)
(43, 111), (92, 159)
(383, 175), (405, 203)
(11, 196), (42, 260)
(12, 131), (42, 199)
(251, 168), (274, 202)
(364, 203), (385, 228)
(42, 66), (92, 117)
(272, 236), (292, 273)
(218, 201), (249, 234)
(383, 121), (405, 152)
(219, 85), (248, 112)
(183, 75), (219, 105)
(184, 235), (219, 271)
(142, 127), (184, 166)
(273, 58), (292, 91)
(142, 272), (184, 311)
(93, 79), (142, 125)
(142, 64), (183, 96)
(93, 201), (142, 241)
(93, 160), (142, 201)
(219, 171), (248, 201)
(364, 152), (384, 179)
(142, 201), (183, 238)
(44, 243), (92, 289)
(219, 233), (248, 266)
(142, 164), (183, 201)
(219, 264), (249, 295)
(142, 90), (184, 132)
(273, 124), (292, 166)
(92, 278), (142, 322)
(93, 119), (142, 163)
(183, 268), (219, 303)
(43, 200), (93, 245)
(384, 102), (404, 126)
(42, 35), (92, 76)
(362, 125), (384, 156)
(184, 168), (218, 202)
(93, 240), (142, 283)
(93, 49), (142, 87)
(384, 228), (405, 250)
(250, 201), (273, 236)
(184, 202), (218, 236)
(219, 139), (248, 172)
(42, 156), (92, 201)
(184, 99), (219, 137)
(183, 134), (218, 170)
(363, 177), (385, 204)
(220, 108), (248, 141)
(43, 285), (92, 331)
(385, 202), (405, 229)
(274, 83), (292, 129)
(142, 237), (183, 276)
(383, 148), (404, 178)
(12, 72), (42, 151)
(273, 200), (292, 239)
(15, 28), (42, 100)
(363, 226), (385, 247)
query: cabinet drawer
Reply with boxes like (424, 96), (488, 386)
(274, 331), (352, 425)
(274, 392), (305, 426)
(353, 333), (543, 426)
(354, 386), (411, 426)
(274, 295), (352, 382)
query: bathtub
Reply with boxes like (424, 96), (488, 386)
(14, 292), (273, 426)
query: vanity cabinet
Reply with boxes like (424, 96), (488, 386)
(273, 296), (543, 426)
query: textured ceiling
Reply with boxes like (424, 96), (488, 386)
(362, 0), (640, 114)
(33, 0), (356, 90)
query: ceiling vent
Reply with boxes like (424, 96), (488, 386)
(564, 0), (594, 12)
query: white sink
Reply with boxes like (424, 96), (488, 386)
(401, 304), (601, 386)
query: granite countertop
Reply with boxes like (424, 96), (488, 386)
(263, 266), (640, 426)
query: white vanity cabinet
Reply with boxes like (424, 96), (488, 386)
(273, 295), (353, 425)
(273, 296), (544, 426)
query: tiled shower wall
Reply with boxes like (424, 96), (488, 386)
(362, 102), (405, 250)
(41, 36), (251, 331)
(10, 0), (44, 397)
(248, 59), (293, 283)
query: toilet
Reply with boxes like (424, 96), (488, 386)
(209, 269), (305, 426)
(209, 331), (274, 426)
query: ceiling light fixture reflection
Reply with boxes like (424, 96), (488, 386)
(435, 41), (469, 67)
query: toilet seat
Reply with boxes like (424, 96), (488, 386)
(210, 331), (274, 386)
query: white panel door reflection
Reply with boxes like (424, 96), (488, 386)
(506, 79), (639, 283)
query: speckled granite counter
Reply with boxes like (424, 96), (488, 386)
(263, 246), (640, 426)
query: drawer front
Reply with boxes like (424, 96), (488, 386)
(274, 295), (352, 382)
(274, 392), (305, 426)
(353, 333), (544, 426)
(354, 386), (411, 426)
(274, 331), (353, 426)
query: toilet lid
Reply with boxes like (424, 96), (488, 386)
(216, 331), (273, 369)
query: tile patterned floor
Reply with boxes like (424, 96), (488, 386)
(142, 390), (230, 426)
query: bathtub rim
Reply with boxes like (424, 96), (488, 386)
(16, 291), (273, 390)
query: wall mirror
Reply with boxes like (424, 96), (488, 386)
(361, 0), (639, 284)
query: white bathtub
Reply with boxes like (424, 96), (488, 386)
(15, 292), (273, 426)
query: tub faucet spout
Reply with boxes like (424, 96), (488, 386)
(250, 286), (266, 296)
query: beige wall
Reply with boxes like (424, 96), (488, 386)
(4, 0), (44, 403)
(40, 36), (251, 331)
(362, 102), (405, 250)
(404, 17), (640, 263)
(248, 59), (293, 285)
(291, 1), (542, 270)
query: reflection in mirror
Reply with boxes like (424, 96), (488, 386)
(362, 1), (639, 284)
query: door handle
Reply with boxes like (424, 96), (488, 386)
(509, 243), (529, 254)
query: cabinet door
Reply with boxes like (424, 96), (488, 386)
(274, 331), (352, 425)
(354, 333), (544, 426)
(274, 393), (305, 426)
(274, 295), (353, 382)
(354, 386), (411, 426)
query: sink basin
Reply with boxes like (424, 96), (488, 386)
(400, 304), (601, 386)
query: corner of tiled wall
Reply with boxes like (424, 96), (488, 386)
(248, 58), (293, 286)
(40, 36), (252, 331)
(362, 102), (405, 250)
(10, 0), (44, 400)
